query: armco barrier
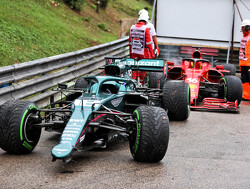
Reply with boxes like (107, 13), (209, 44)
(0, 37), (129, 107)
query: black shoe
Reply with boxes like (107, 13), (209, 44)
(242, 98), (250, 101)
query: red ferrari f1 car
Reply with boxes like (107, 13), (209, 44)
(166, 56), (242, 112)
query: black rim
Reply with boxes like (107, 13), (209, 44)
(23, 112), (38, 143)
(130, 119), (138, 149)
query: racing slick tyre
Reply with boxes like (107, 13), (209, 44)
(159, 77), (166, 89)
(74, 77), (88, 89)
(148, 72), (164, 88)
(221, 64), (236, 76)
(129, 106), (169, 162)
(162, 80), (190, 121)
(219, 75), (242, 105)
(0, 100), (41, 154)
(67, 77), (88, 101)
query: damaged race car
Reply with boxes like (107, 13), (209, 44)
(0, 57), (190, 163)
(167, 55), (242, 112)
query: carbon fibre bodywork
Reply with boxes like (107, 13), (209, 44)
(167, 58), (242, 112)
(41, 58), (169, 162)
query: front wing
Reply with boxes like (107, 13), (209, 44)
(191, 98), (239, 112)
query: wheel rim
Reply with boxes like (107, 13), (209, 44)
(23, 113), (37, 143)
(187, 85), (191, 115)
(221, 78), (227, 99)
(130, 119), (138, 149)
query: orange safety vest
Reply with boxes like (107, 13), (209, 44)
(239, 34), (250, 66)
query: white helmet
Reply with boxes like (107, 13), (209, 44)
(138, 12), (149, 22)
(138, 9), (148, 16)
(241, 19), (250, 27)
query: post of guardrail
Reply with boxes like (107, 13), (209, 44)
(50, 95), (56, 120)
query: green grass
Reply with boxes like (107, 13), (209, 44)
(111, 0), (153, 18)
(0, 0), (152, 66)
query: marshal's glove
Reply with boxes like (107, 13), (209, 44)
(154, 48), (160, 57)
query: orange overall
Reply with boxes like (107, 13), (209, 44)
(239, 33), (250, 100)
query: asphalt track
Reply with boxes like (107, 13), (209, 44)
(0, 102), (250, 189)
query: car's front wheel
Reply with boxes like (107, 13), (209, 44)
(219, 76), (242, 105)
(162, 80), (190, 121)
(0, 100), (41, 154)
(129, 106), (169, 162)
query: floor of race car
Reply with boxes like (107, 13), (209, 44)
(0, 102), (250, 188)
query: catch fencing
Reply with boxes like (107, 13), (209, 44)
(0, 37), (129, 107)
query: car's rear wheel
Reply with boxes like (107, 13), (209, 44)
(219, 75), (242, 105)
(222, 64), (236, 76)
(0, 100), (41, 154)
(162, 80), (190, 121)
(129, 106), (169, 162)
(75, 77), (88, 89)
(67, 77), (88, 101)
(147, 72), (164, 88)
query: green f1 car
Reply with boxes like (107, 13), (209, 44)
(0, 57), (190, 163)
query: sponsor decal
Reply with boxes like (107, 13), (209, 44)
(127, 60), (162, 67)
(133, 110), (141, 157)
(64, 130), (78, 134)
(54, 149), (68, 152)
(72, 123), (81, 127)
(80, 134), (85, 143)
(64, 127), (81, 130)
(22, 141), (32, 151)
(74, 99), (100, 107)
(189, 84), (196, 89)
(134, 122), (141, 156)
(111, 97), (123, 107)
(187, 78), (198, 83)
(61, 141), (71, 144)
(62, 137), (73, 141)
(62, 134), (76, 138)
(69, 119), (84, 123)
(66, 124), (81, 128)
(29, 105), (38, 110)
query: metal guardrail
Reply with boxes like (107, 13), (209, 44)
(0, 37), (129, 107)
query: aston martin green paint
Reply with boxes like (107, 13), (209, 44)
(0, 57), (189, 163)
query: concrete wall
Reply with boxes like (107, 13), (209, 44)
(119, 18), (137, 38)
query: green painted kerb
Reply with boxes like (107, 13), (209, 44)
(20, 110), (28, 141)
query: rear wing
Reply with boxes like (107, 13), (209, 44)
(104, 57), (166, 73)
(124, 58), (166, 72)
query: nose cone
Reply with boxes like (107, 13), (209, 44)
(51, 143), (74, 159)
